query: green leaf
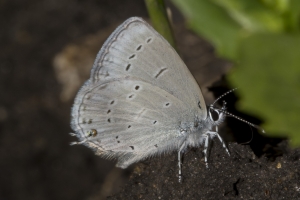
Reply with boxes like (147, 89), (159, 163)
(171, 0), (242, 60)
(260, 0), (289, 13)
(212, 0), (285, 32)
(228, 34), (300, 146)
(145, 0), (177, 50)
(285, 0), (300, 32)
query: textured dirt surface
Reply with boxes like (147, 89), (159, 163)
(109, 141), (300, 200)
(1, 0), (299, 200)
(0, 1), (146, 199)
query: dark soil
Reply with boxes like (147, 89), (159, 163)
(1, 0), (299, 200)
(109, 141), (300, 200)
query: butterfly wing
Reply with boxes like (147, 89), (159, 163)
(71, 17), (207, 168)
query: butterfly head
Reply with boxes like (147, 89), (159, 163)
(207, 88), (265, 133)
(207, 101), (226, 125)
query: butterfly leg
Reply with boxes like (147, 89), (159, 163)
(216, 101), (230, 155)
(203, 133), (210, 168)
(214, 126), (230, 156)
(178, 142), (186, 183)
(204, 128), (230, 167)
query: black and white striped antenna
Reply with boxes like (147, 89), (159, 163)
(210, 88), (265, 133)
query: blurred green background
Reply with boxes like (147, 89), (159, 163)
(171, 0), (300, 146)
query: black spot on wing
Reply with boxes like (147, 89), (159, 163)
(198, 101), (202, 109)
(155, 68), (167, 78)
(126, 64), (131, 71)
(146, 38), (152, 43)
(136, 45), (142, 51)
(128, 54), (135, 59)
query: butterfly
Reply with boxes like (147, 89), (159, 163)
(70, 17), (253, 182)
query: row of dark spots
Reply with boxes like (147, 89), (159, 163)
(127, 85), (141, 99)
(97, 38), (152, 77)
(135, 38), (152, 52)
(114, 139), (157, 150)
(114, 137), (134, 150)
(107, 119), (159, 125)
(109, 107), (158, 124)
(126, 53), (135, 71)
(107, 101), (114, 121)
(107, 118), (158, 125)
(114, 136), (158, 149)
(135, 37), (151, 51)
(125, 37), (152, 72)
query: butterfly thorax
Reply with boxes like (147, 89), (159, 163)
(184, 106), (226, 148)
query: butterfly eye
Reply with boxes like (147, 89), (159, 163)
(209, 108), (220, 122)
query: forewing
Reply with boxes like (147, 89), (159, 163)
(71, 17), (207, 166)
(90, 17), (207, 117)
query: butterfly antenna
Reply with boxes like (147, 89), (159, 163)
(211, 88), (237, 107)
(216, 108), (265, 133)
(211, 88), (265, 133)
